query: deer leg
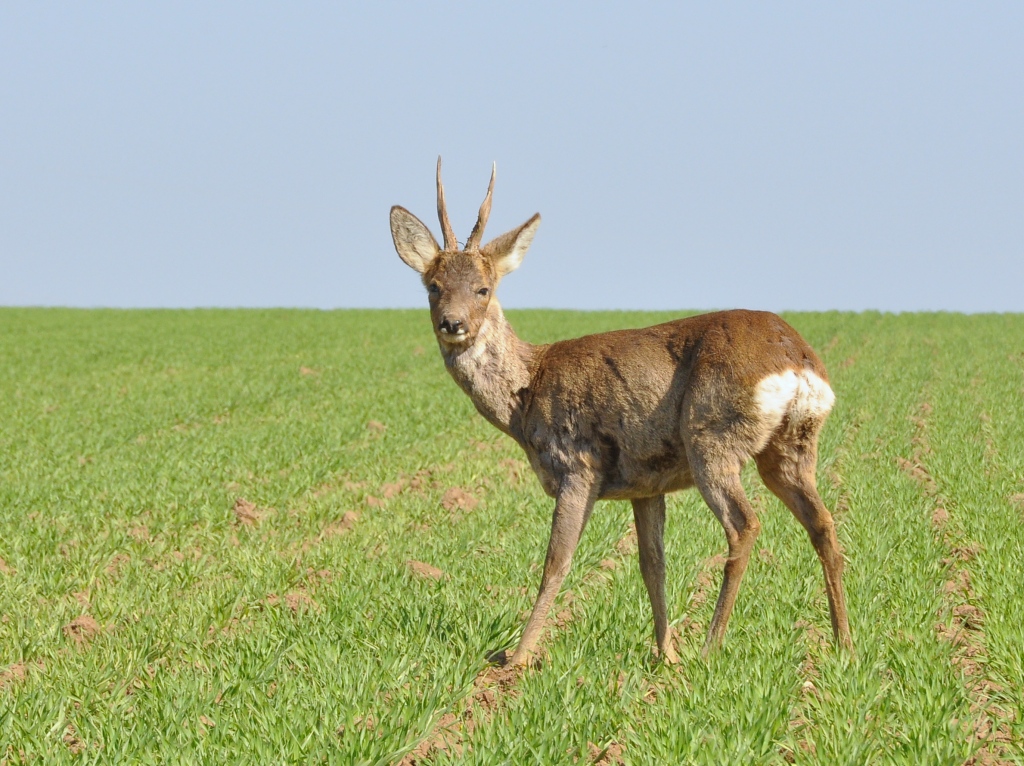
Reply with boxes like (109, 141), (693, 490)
(689, 454), (761, 657)
(509, 475), (599, 667)
(756, 442), (852, 650)
(632, 495), (678, 663)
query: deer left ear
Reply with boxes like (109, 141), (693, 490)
(390, 206), (441, 274)
(481, 213), (541, 277)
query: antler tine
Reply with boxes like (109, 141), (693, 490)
(436, 156), (459, 251)
(465, 162), (496, 251)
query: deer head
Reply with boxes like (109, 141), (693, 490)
(390, 158), (541, 349)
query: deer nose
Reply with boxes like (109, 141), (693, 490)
(439, 317), (465, 335)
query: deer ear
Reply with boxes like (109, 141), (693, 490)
(481, 214), (541, 277)
(390, 206), (440, 274)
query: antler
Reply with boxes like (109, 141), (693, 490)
(436, 157), (459, 251)
(465, 162), (496, 251)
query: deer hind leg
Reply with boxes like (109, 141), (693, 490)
(755, 428), (852, 650)
(688, 448), (762, 656)
(509, 474), (599, 667)
(632, 495), (678, 663)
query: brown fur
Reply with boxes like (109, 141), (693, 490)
(390, 162), (852, 666)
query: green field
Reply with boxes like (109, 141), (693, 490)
(1, 308), (1023, 764)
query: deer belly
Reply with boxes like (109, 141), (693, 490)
(596, 435), (694, 500)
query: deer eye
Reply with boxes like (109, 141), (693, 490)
(477, 287), (490, 297)
(428, 283), (440, 295)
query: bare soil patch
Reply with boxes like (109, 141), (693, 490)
(63, 724), (86, 755)
(397, 711), (465, 764)
(284, 591), (317, 613)
(589, 740), (625, 765)
(321, 511), (359, 539)
(105, 553), (130, 576)
(441, 487), (478, 514)
(63, 614), (101, 646)
(615, 524), (638, 556)
(381, 480), (406, 499)
(233, 497), (268, 527)
(407, 560), (446, 581)
(0, 663), (27, 690)
(0, 558), (14, 576)
(265, 590), (319, 614)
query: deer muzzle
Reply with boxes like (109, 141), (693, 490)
(438, 316), (467, 339)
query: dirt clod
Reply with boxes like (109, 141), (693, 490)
(105, 553), (130, 575)
(949, 542), (983, 563)
(897, 456), (934, 490)
(63, 724), (86, 754)
(589, 740), (624, 765)
(0, 663), (27, 690)
(366, 420), (387, 434)
(233, 498), (265, 527)
(284, 591), (317, 614)
(944, 569), (972, 597)
(953, 603), (985, 630)
(398, 712), (461, 764)
(381, 480), (407, 499)
(615, 525), (638, 556)
(321, 511), (359, 539)
(441, 487), (478, 513)
(407, 560), (446, 581)
(63, 614), (101, 645)
(0, 558), (13, 576)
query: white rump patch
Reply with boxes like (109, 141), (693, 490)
(755, 370), (835, 428)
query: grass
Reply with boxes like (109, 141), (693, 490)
(0, 308), (1022, 764)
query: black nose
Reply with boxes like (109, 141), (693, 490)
(439, 318), (464, 334)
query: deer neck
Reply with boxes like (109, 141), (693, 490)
(440, 302), (536, 435)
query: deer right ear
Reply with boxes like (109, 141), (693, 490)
(481, 213), (541, 277)
(390, 206), (440, 274)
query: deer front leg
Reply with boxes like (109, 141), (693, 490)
(509, 474), (598, 667)
(632, 495), (678, 663)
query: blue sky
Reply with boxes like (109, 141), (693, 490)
(2, 3), (1022, 312)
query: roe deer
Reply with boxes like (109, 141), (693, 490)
(389, 159), (852, 666)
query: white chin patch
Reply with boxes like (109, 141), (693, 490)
(755, 370), (835, 426)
